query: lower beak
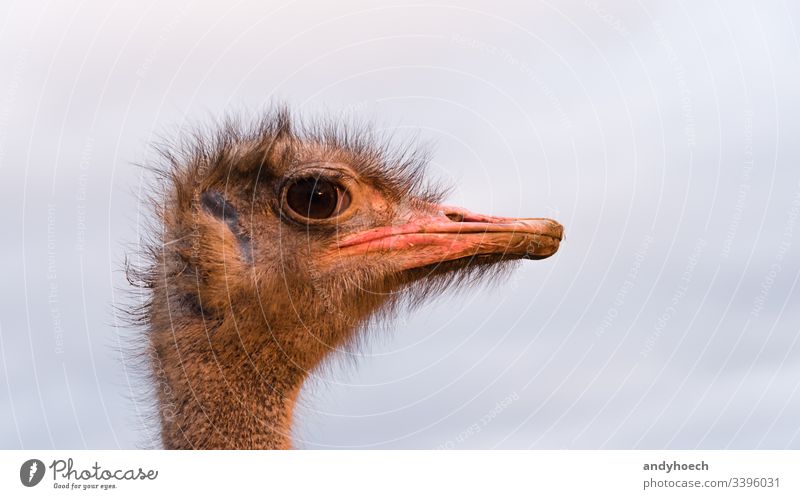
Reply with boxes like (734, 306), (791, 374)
(332, 204), (564, 271)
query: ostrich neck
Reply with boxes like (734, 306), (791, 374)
(153, 314), (310, 450)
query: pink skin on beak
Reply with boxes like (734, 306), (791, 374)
(333, 204), (564, 271)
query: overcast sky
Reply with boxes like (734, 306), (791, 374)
(1, 0), (799, 449)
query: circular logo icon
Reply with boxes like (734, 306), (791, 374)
(20, 459), (45, 487)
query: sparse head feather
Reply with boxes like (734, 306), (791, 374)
(149, 106), (447, 213)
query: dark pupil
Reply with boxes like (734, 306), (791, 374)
(286, 177), (339, 219)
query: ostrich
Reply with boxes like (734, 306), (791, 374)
(129, 108), (563, 449)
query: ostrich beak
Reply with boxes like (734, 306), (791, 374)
(332, 204), (564, 271)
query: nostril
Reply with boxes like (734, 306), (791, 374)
(444, 211), (464, 222)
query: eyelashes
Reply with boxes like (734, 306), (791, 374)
(283, 176), (351, 222)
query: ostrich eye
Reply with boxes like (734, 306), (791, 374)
(285, 176), (351, 220)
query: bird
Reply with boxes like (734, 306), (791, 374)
(127, 107), (564, 449)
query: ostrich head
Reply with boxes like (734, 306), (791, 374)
(132, 108), (563, 449)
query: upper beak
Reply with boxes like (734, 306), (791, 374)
(331, 203), (564, 271)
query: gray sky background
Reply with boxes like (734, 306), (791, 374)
(1, 0), (799, 449)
